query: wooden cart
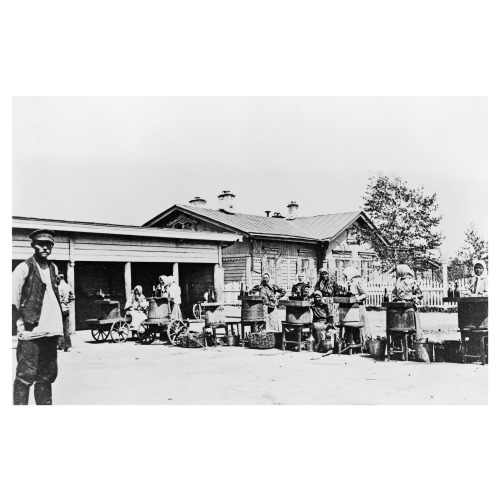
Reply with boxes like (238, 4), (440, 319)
(138, 297), (188, 345)
(85, 300), (130, 343)
(443, 297), (488, 364)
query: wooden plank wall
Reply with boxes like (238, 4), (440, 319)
(12, 230), (70, 260)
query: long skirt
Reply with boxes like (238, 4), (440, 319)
(128, 310), (147, 331)
(264, 307), (281, 332)
(171, 303), (183, 321)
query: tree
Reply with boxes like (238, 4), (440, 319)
(448, 224), (488, 281)
(353, 172), (443, 273)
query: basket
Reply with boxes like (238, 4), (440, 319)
(247, 331), (275, 349)
(179, 331), (205, 348)
(318, 339), (333, 353)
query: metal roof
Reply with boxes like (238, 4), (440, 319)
(291, 211), (364, 240)
(144, 205), (373, 242)
(12, 216), (241, 243)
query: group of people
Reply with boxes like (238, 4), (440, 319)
(124, 275), (183, 333)
(250, 266), (373, 350)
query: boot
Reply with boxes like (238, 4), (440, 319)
(34, 382), (53, 405)
(13, 379), (30, 405)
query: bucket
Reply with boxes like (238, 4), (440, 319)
(418, 342), (434, 362)
(224, 335), (240, 346)
(440, 340), (462, 363)
(367, 339), (387, 360)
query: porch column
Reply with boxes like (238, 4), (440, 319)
(214, 264), (224, 304)
(173, 262), (179, 283)
(124, 262), (132, 300)
(67, 236), (76, 334)
(67, 261), (76, 335)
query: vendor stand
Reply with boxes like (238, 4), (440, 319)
(278, 300), (313, 352)
(334, 296), (364, 355)
(382, 301), (417, 361)
(238, 295), (266, 348)
(85, 300), (130, 343)
(443, 297), (488, 364)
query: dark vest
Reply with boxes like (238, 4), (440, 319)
(20, 256), (62, 329)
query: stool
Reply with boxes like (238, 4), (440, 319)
(338, 326), (364, 355)
(460, 329), (488, 365)
(386, 330), (415, 361)
(203, 324), (228, 346)
(281, 322), (313, 352)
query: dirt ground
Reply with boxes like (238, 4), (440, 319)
(12, 310), (487, 405)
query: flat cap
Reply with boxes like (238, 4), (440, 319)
(29, 229), (55, 244)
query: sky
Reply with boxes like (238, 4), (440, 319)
(12, 96), (487, 254)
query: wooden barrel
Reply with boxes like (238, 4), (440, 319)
(457, 297), (488, 330)
(338, 303), (361, 327)
(383, 302), (416, 332)
(239, 296), (265, 322)
(147, 297), (171, 320)
(96, 300), (121, 320)
(280, 300), (312, 324)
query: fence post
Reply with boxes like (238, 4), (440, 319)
(442, 260), (449, 310)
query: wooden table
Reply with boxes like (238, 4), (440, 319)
(382, 301), (417, 361)
(443, 297), (488, 364)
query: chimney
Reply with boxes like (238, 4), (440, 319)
(218, 190), (235, 213)
(189, 196), (207, 207)
(287, 201), (299, 220)
(265, 210), (271, 218)
(272, 212), (285, 218)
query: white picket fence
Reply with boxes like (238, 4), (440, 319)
(223, 278), (470, 307)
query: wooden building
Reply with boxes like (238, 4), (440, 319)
(143, 193), (386, 298)
(12, 216), (240, 330)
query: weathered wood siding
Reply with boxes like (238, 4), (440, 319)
(12, 230), (220, 263)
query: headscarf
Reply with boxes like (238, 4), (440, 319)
(343, 266), (361, 283)
(166, 276), (175, 285)
(312, 290), (322, 298)
(133, 285), (143, 295)
(396, 264), (415, 279)
(473, 259), (487, 278)
(159, 275), (168, 286)
(262, 272), (271, 280)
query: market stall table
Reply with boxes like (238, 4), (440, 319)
(382, 301), (417, 361)
(279, 300), (313, 352)
(334, 296), (364, 355)
(443, 297), (488, 364)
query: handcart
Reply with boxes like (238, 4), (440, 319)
(138, 297), (188, 345)
(85, 300), (130, 343)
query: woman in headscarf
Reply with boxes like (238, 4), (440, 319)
(250, 272), (286, 331)
(469, 260), (488, 296)
(342, 266), (372, 346)
(125, 285), (148, 332)
(391, 264), (428, 362)
(166, 276), (183, 320)
(313, 268), (339, 298)
(156, 275), (169, 298)
(289, 272), (311, 300)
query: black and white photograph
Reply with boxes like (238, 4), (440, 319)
(11, 96), (488, 405)
(3, 2), (498, 500)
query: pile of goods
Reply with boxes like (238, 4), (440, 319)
(247, 331), (275, 349)
(178, 331), (206, 349)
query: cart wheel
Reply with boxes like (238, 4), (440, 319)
(92, 328), (109, 342)
(109, 320), (130, 343)
(166, 320), (187, 345)
(140, 325), (157, 344)
(193, 303), (203, 320)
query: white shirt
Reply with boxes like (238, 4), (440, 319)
(13, 261), (63, 340)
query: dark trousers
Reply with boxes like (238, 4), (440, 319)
(14, 336), (59, 405)
(57, 312), (72, 350)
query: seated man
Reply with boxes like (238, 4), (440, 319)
(289, 272), (310, 300)
(310, 290), (336, 348)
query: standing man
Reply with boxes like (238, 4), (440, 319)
(289, 272), (311, 300)
(12, 229), (63, 405)
(56, 273), (75, 352)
